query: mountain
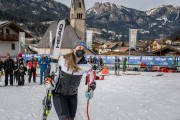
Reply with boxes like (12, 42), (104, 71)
(0, 0), (70, 36)
(0, 1), (180, 40)
(86, 2), (180, 41)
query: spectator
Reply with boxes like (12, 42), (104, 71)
(98, 56), (104, 71)
(92, 56), (97, 64)
(4, 53), (14, 86)
(38, 55), (49, 85)
(17, 53), (26, 86)
(122, 57), (127, 73)
(115, 56), (120, 75)
(13, 57), (19, 85)
(87, 56), (93, 63)
(28, 55), (38, 83)
(47, 55), (51, 63)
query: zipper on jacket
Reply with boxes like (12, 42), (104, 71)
(66, 72), (73, 95)
(55, 67), (62, 92)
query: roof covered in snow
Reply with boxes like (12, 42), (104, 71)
(37, 20), (79, 49)
(0, 21), (33, 38)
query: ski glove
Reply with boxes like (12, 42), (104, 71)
(85, 89), (94, 100)
(45, 77), (55, 90)
(89, 81), (96, 91)
(85, 81), (96, 100)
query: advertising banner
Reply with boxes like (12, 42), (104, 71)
(86, 30), (93, 49)
(22, 54), (180, 66)
(129, 29), (137, 49)
(128, 56), (141, 65)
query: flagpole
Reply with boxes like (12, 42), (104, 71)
(49, 31), (52, 54)
(128, 29), (131, 68)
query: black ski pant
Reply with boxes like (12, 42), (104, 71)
(5, 71), (13, 86)
(28, 69), (36, 83)
(18, 71), (25, 86)
(14, 71), (18, 84)
(115, 65), (120, 75)
(53, 92), (77, 120)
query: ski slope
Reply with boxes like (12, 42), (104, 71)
(0, 71), (180, 120)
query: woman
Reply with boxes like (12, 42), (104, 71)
(13, 57), (19, 85)
(45, 40), (96, 120)
(114, 56), (120, 75)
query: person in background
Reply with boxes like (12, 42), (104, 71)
(4, 53), (14, 86)
(115, 56), (120, 75)
(0, 59), (4, 86)
(28, 55), (38, 83)
(13, 57), (19, 85)
(91, 56), (98, 70)
(38, 55), (49, 85)
(26, 59), (30, 75)
(17, 53), (26, 86)
(48, 55), (51, 63)
(88, 56), (93, 63)
(92, 56), (97, 64)
(98, 56), (104, 71)
(122, 57), (127, 73)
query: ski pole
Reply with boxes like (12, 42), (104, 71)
(86, 97), (90, 120)
(86, 74), (91, 120)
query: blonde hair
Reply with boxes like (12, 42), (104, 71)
(64, 52), (80, 72)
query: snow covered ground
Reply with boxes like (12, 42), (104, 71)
(0, 71), (180, 120)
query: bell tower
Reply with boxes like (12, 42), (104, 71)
(70, 0), (86, 41)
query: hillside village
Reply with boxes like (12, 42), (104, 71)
(0, 20), (180, 57)
(0, 0), (180, 57)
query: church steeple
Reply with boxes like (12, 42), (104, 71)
(70, 0), (86, 41)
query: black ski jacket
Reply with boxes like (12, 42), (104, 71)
(54, 56), (96, 96)
(4, 58), (14, 72)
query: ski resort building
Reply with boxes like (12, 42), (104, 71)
(0, 21), (33, 57)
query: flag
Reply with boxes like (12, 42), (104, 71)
(86, 30), (93, 49)
(129, 29), (137, 49)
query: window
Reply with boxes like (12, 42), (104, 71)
(6, 29), (9, 34)
(77, 13), (83, 19)
(79, 2), (81, 8)
(0, 29), (3, 33)
(80, 14), (83, 19)
(11, 43), (15, 50)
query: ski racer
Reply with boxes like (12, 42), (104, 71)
(45, 40), (96, 120)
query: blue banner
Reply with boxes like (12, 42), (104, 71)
(141, 56), (154, 65)
(128, 56), (141, 65)
(153, 56), (168, 66)
(22, 54), (180, 66)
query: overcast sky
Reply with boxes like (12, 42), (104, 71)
(56, 0), (180, 11)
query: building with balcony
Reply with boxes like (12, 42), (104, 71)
(0, 21), (32, 57)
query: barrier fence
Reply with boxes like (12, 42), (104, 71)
(22, 54), (180, 67)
